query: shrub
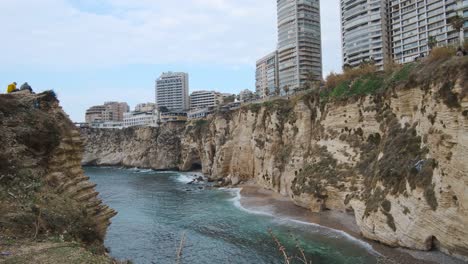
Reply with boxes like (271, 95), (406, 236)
(428, 46), (456, 62)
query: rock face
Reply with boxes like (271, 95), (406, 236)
(82, 123), (185, 170)
(0, 91), (116, 252)
(82, 58), (468, 260)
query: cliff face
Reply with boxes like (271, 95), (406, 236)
(0, 91), (116, 258)
(82, 123), (185, 170)
(82, 58), (468, 260)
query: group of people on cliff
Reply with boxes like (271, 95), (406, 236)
(6, 82), (33, 94)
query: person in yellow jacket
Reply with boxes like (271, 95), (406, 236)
(7, 82), (17, 93)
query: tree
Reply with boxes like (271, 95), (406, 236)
(428, 36), (438, 52)
(275, 86), (281, 96)
(449, 14), (465, 46)
(303, 71), (319, 91)
(283, 85), (290, 96)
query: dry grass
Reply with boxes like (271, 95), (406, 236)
(428, 46), (456, 62)
(325, 64), (378, 90)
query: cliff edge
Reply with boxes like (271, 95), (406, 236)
(0, 91), (117, 263)
(83, 57), (468, 260)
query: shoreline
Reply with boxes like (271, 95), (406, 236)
(237, 184), (464, 264)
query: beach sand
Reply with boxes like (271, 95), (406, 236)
(238, 184), (465, 264)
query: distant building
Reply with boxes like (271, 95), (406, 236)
(93, 121), (124, 129)
(277, 0), (322, 91)
(135, 103), (156, 113)
(155, 72), (189, 111)
(188, 107), (216, 120)
(123, 111), (159, 128)
(221, 93), (236, 104)
(239, 89), (255, 102)
(190, 90), (223, 110)
(85, 102), (129, 125)
(256, 51), (279, 98)
(160, 111), (188, 123)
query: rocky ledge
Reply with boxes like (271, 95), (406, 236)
(0, 91), (117, 262)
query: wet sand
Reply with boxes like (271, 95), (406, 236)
(238, 184), (465, 264)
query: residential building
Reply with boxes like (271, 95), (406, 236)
(256, 51), (279, 98)
(239, 89), (256, 102)
(189, 90), (223, 110)
(340, 0), (390, 69)
(85, 102), (129, 125)
(85, 105), (107, 124)
(341, 0), (468, 68)
(277, 0), (322, 92)
(390, 0), (468, 64)
(155, 72), (189, 111)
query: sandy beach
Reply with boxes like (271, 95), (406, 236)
(238, 184), (465, 264)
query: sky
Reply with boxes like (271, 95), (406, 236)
(0, 0), (342, 122)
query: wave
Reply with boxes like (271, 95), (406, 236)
(227, 188), (380, 256)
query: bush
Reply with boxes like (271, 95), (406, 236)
(428, 46), (456, 62)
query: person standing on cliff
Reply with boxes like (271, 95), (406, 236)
(6, 82), (17, 93)
(20, 82), (32, 92)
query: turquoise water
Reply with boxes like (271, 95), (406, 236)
(85, 167), (378, 264)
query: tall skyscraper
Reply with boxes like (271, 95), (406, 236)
(155, 72), (189, 111)
(277, 0), (322, 91)
(340, 0), (390, 69)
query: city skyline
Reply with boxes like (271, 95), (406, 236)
(0, 0), (343, 122)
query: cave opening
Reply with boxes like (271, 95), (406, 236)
(190, 162), (202, 171)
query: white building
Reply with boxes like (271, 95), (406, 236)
(277, 0), (322, 91)
(123, 111), (159, 128)
(256, 51), (279, 98)
(340, 0), (390, 69)
(390, 0), (468, 64)
(189, 90), (223, 110)
(155, 72), (189, 111)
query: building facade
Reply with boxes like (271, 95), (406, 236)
(189, 90), (223, 110)
(123, 111), (159, 128)
(341, 0), (468, 68)
(340, 0), (390, 69)
(155, 72), (189, 111)
(256, 51), (279, 98)
(85, 102), (129, 124)
(390, 0), (468, 64)
(135, 103), (156, 113)
(277, 0), (322, 92)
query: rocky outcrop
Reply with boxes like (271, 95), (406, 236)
(82, 57), (468, 260)
(82, 123), (185, 170)
(0, 91), (116, 258)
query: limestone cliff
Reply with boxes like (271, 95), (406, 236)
(82, 123), (185, 170)
(0, 91), (117, 262)
(83, 57), (468, 260)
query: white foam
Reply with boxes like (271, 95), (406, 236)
(227, 188), (380, 256)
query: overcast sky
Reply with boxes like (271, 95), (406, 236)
(0, 0), (342, 122)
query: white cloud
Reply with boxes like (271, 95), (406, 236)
(0, 0), (342, 75)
